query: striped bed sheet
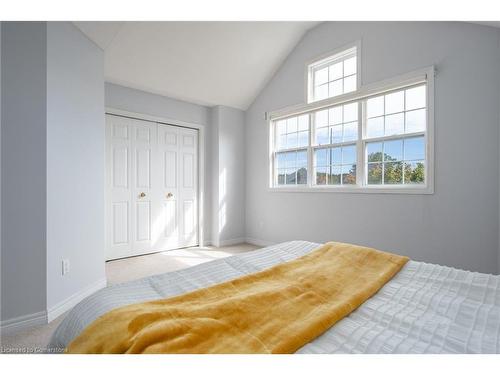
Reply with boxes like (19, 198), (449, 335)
(49, 241), (500, 353)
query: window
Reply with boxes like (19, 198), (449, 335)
(307, 46), (358, 103)
(274, 114), (309, 186)
(269, 66), (434, 194)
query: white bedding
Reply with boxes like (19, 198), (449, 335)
(49, 241), (500, 353)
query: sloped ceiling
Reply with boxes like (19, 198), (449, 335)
(74, 21), (319, 110)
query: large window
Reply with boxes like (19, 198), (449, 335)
(269, 66), (434, 194)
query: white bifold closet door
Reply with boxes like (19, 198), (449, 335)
(106, 114), (198, 261)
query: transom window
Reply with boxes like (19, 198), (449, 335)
(308, 46), (358, 103)
(269, 65), (434, 194)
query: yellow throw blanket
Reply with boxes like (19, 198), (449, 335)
(67, 242), (409, 354)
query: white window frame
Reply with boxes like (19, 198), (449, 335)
(306, 41), (362, 104)
(269, 66), (435, 194)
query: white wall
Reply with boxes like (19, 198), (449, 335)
(46, 23), (106, 315)
(105, 83), (213, 243)
(210, 106), (246, 246)
(1, 22), (106, 327)
(1, 22), (48, 322)
(245, 22), (500, 274)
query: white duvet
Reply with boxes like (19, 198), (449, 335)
(50, 241), (500, 353)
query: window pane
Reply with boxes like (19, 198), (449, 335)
(331, 147), (342, 164)
(329, 62), (343, 80)
(277, 134), (287, 150)
(342, 165), (356, 185)
(344, 57), (356, 76)
(298, 131), (308, 147)
(298, 114), (309, 131)
(316, 167), (328, 185)
(384, 162), (403, 184)
(276, 120), (286, 136)
(314, 67), (328, 85)
(331, 125), (342, 143)
(287, 117), (298, 133)
(366, 142), (383, 162)
(330, 166), (341, 185)
(366, 116), (384, 138)
(316, 127), (329, 145)
(276, 153), (287, 169)
(343, 103), (358, 122)
(330, 106), (343, 125)
(315, 148), (329, 166)
(286, 133), (298, 148)
(329, 80), (343, 97)
(367, 163), (383, 184)
(284, 152), (296, 168)
(343, 122), (358, 142)
(405, 85), (426, 111)
(343, 75), (357, 93)
(297, 150), (308, 167)
(384, 139), (403, 161)
(285, 169), (297, 184)
(315, 110), (328, 127)
(367, 96), (384, 118)
(297, 167), (307, 184)
(314, 84), (328, 101)
(277, 169), (286, 185)
(404, 136), (425, 161)
(385, 113), (404, 136)
(385, 91), (404, 114)
(342, 145), (357, 165)
(404, 161), (425, 184)
(405, 109), (425, 133)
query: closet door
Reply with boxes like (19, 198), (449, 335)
(106, 115), (200, 260)
(106, 114), (157, 260)
(106, 115), (134, 260)
(157, 124), (199, 250)
(130, 119), (157, 255)
(178, 127), (199, 248)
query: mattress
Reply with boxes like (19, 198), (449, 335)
(49, 241), (500, 353)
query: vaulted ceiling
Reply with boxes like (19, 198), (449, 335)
(74, 21), (319, 110)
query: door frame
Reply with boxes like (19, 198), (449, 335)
(105, 107), (207, 249)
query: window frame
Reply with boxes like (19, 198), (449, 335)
(268, 66), (435, 194)
(305, 41), (362, 104)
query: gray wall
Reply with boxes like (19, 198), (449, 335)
(245, 22), (500, 274)
(105, 83), (214, 243)
(210, 106), (246, 245)
(46, 23), (106, 310)
(1, 22), (48, 321)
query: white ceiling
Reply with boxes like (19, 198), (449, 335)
(74, 21), (319, 110)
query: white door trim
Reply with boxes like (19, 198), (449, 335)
(105, 107), (207, 248)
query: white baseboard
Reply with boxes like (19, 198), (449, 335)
(47, 277), (107, 322)
(245, 237), (275, 247)
(0, 310), (48, 335)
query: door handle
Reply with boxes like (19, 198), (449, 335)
(166, 192), (173, 198)
(139, 192), (146, 198)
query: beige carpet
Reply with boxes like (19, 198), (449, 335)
(0, 243), (259, 353)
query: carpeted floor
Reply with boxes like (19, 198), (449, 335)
(0, 243), (259, 353)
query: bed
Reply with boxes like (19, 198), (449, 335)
(49, 241), (500, 353)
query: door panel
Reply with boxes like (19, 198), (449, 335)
(112, 202), (129, 244)
(136, 201), (151, 241)
(135, 149), (151, 188)
(183, 153), (194, 188)
(112, 147), (128, 188)
(164, 151), (177, 188)
(163, 200), (177, 238)
(106, 114), (199, 260)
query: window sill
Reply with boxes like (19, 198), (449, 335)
(268, 185), (434, 195)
